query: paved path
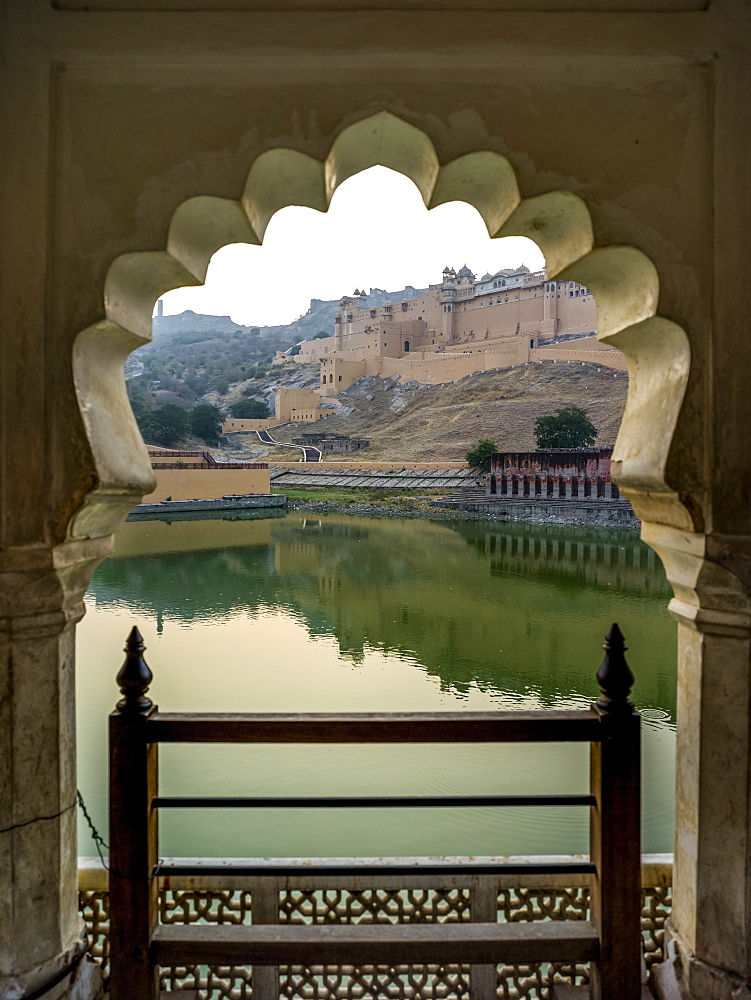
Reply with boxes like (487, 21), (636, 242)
(254, 428), (322, 463)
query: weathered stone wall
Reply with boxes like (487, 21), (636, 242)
(491, 448), (613, 479)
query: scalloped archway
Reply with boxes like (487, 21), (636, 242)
(70, 110), (692, 544)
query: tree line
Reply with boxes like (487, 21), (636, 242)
(133, 394), (271, 448)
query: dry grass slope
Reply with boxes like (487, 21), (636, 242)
(273, 361), (628, 462)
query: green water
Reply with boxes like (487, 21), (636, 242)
(76, 511), (676, 859)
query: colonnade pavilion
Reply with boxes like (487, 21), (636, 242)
(1, 1), (750, 998)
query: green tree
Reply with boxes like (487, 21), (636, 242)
(534, 406), (597, 449)
(213, 376), (230, 394)
(140, 404), (190, 447)
(288, 344), (302, 356)
(313, 331), (332, 339)
(189, 404), (223, 444)
(466, 439), (497, 472)
(231, 398), (269, 419)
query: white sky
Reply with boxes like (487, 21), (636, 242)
(162, 166), (545, 328)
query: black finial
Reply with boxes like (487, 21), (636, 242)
(595, 623), (634, 714)
(116, 626), (153, 713)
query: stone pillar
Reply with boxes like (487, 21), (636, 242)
(646, 527), (751, 1000)
(0, 540), (108, 999)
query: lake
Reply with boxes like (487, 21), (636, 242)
(76, 510), (676, 859)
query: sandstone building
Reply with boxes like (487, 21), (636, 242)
(221, 386), (322, 434)
(488, 447), (618, 499)
(291, 265), (626, 394)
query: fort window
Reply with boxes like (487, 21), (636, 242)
(404, 341), (411, 352)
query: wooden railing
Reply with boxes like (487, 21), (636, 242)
(108, 625), (642, 1000)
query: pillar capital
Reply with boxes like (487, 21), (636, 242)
(641, 523), (751, 637)
(0, 536), (113, 636)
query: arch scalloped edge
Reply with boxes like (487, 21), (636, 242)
(74, 109), (696, 543)
(498, 190), (594, 277)
(325, 111), (440, 205)
(167, 196), (260, 283)
(558, 245), (660, 340)
(607, 315), (695, 531)
(243, 148), (328, 242)
(71, 319), (156, 540)
(429, 151), (520, 238)
(105, 251), (201, 341)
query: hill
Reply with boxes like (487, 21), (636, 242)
(130, 284), (428, 411)
(258, 284), (428, 346)
(269, 362), (628, 462)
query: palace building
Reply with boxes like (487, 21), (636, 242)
(290, 264), (625, 394)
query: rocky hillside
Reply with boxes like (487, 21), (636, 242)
(129, 285), (429, 412)
(268, 361), (629, 462)
(259, 284), (428, 345)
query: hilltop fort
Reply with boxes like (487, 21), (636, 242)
(280, 264), (625, 398)
(221, 264), (628, 434)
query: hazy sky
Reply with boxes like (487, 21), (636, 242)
(162, 166), (545, 327)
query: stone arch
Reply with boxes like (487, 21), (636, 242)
(71, 109), (691, 542)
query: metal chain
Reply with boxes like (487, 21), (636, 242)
(76, 789), (163, 880)
(76, 790), (110, 870)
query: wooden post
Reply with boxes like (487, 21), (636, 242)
(470, 875), (497, 1000)
(250, 876), (280, 1000)
(109, 626), (160, 1000)
(589, 624), (642, 1000)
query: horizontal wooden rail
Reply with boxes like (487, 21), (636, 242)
(145, 711), (602, 744)
(152, 794), (596, 809)
(109, 624), (643, 1000)
(156, 859), (597, 878)
(152, 920), (600, 966)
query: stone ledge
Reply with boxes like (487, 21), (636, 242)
(550, 985), (654, 999)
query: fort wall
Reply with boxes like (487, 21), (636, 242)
(145, 466), (271, 502)
(271, 461), (468, 470)
(222, 387), (324, 432)
(297, 266), (623, 395)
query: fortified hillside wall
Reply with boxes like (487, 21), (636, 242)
(222, 387), (323, 433)
(299, 265), (624, 396)
(318, 338), (625, 394)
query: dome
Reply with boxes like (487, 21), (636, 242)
(457, 264), (474, 278)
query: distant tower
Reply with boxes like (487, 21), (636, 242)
(156, 299), (164, 317)
(441, 281), (456, 342)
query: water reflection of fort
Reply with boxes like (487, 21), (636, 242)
(453, 522), (665, 596)
(90, 512), (675, 711)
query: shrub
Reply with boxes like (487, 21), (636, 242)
(466, 439), (497, 472)
(534, 406), (597, 449)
